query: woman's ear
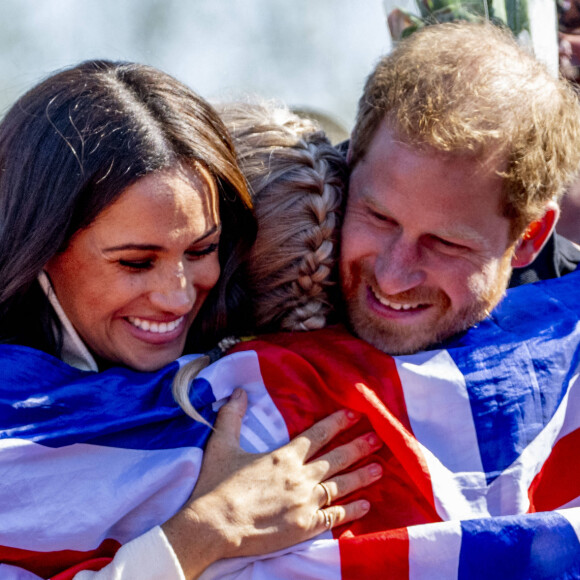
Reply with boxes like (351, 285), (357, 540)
(511, 201), (559, 268)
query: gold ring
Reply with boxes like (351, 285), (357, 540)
(319, 481), (332, 507)
(322, 509), (332, 529)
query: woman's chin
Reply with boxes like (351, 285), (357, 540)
(100, 334), (188, 372)
(119, 347), (185, 372)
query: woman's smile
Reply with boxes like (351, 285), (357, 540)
(127, 315), (186, 334)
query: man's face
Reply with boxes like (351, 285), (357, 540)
(340, 124), (517, 355)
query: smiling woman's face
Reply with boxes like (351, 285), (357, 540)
(45, 163), (221, 371)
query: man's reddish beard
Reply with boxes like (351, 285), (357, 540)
(340, 258), (512, 355)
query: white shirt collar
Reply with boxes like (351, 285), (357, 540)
(38, 271), (99, 372)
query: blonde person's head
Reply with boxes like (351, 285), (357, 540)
(219, 101), (347, 332)
(350, 21), (580, 238)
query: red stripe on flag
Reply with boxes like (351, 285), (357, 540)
(528, 428), (580, 511)
(51, 558), (113, 579)
(339, 527), (410, 580)
(235, 327), (441, 537)
(240, 327), (413, 435)
(0, 538), (120, 578)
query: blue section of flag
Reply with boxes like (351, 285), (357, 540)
(0, 345), (216, 450)
(458, 512), (580, 579)
(239, 407), (280, 452)
(445, 271), (580, 482)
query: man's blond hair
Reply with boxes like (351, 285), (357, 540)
(350, 22), (580, 236)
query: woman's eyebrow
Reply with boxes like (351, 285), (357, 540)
(102, 225), (222, 253)
(102, 243), (162, 253)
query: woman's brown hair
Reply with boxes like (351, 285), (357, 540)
(0, 60), (256, 354)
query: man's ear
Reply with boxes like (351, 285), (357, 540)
(511, 201), (559, 268)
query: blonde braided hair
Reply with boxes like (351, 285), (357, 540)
(218, 101), (346, 332)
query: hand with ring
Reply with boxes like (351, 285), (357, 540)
(163, 389), (383, 578)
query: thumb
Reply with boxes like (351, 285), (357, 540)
(212, 388), (247, 448)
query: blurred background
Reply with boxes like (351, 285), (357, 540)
(0, 0), (560, 141)
(0, 0), (396, 139)
(0, 0), (575, 239)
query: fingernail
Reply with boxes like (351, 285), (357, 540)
(366, 433), (380, 446)
(346, 410), (361, 422)
(360, 500), (370, 512)
(369, 463), (383, 478)
(231, 388), (242, 399)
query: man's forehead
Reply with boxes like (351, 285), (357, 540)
(363, 121), (506, 168)
(354, 129), (506, 193)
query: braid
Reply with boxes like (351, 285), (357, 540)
(218, 102), (346, 333)
(278, 139), (342, 330)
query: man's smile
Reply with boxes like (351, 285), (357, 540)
(370, 287), (431, 312)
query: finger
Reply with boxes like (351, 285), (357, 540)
(317, 481), (332, 508)
(315, 508), (333, 531)
(315, 500), (370, 531)
(209, 388), (248, 448)
(288, 409), (362, 460)
(309, 432), (383, 479)
(318, 462), (383, 506)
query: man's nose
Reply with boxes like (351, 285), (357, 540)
(148, 264), (195, 313)
(374, 236), (426, 295)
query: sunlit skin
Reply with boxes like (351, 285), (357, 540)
(45, 163), (221, 371)
(340, 123), (528, 355)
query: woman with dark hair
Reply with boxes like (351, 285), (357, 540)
(0, 62), (381, 579)
(0, 59), (252, 359)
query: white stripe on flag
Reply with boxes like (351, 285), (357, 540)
(395, 350), (483, 473)
(199, 351), (290, 452)
(199, 532), (339, 580)
(395, 350), (488, 520)
(0, 438), (202, 552)
(558, 372), (580, 440)
(408, 520), (462, 580)
(199, 351), (264, 401)
(557, 506), (580, 544)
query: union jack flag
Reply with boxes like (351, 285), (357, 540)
(0, 271), (579, 579)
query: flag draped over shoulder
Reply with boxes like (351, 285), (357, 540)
(0, 271), (579, 579)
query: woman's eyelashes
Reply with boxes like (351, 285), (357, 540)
(186, 242), (220, 260)
(118, 243), (219, 272)
(119, 259), (154, 271)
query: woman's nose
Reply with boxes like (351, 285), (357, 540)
(148, 264), (195, 314)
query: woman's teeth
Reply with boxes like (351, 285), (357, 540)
(127, 316), (184, 334)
